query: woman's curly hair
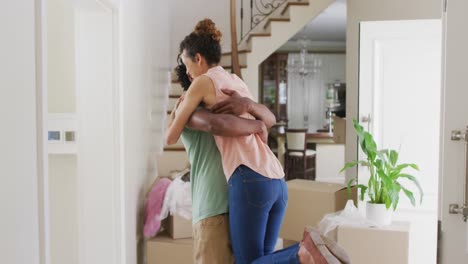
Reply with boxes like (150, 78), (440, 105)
(175, 56), (191, 91)
(179, 18), (222, 65)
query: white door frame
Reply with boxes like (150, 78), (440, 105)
(439, 0), (468, 262)
(36, 0), (50, 264)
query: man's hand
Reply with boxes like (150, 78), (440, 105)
(258, 121), (268, 144)
(211, 89), (252, 116)
(212, 88), (276, 128)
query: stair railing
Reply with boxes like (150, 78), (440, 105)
(230, 0), (289, 78)
(230, 0), (242, 78)
(238, 0), (288, 42)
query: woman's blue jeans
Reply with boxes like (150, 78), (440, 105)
(228, 165), (300, 264)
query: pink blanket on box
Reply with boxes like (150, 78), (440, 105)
(143, 177), (172, 238)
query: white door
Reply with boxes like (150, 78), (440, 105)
(439, 0), (468, 263)
(359, 20), (442, 264)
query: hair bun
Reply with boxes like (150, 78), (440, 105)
(194, 18), (222, 43)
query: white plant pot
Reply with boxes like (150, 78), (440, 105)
(366, 202), (393, 226)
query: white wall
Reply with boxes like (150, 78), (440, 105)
(0, 1), (41, 264)
(119, 0), (171, 263)
(169, 0), (230, 68)
(345, 0), (443, 180)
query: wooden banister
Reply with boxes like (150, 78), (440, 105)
(230, 0), (242, 79)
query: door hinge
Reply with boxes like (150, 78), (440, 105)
(449, 204), (468, 222)
(451, 129), (467, 141)
(449, 126), (468, 222)
(444, 0), (448, 13)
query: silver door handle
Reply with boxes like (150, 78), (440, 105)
(360, 114), (372, 132)
(361, 114), (371, 123)
(449, 126), (468, 222)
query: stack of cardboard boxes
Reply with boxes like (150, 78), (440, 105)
(146, 179), (359, 263)
(280, 179), (356, 241)
(146, 214), (194, 264)
(280, 179), (410, 264)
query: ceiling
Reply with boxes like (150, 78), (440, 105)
(279, 0), (346, 51)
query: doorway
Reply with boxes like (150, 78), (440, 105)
(46, 1), (123, 264)
(358, 19), (442, 263)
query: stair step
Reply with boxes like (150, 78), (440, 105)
(263, 17), (290, 30)
(163, 147), (186, 151)
(150, 113), (166, 131)
(246, 33), (272, 43)
(221, 52), (248, 67)
(221, 49), (251, 55)
(222, 65), (248, 70)
(167, 97), (178, 110)
(281, 1), (309, 16)
(170, 82), (184, 96)
(237, 41), (252, 52)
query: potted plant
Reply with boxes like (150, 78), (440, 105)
(340, 119), (424, 226)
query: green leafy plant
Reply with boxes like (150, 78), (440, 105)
(340, 119), (424, 210)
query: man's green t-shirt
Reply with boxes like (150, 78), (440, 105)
(181, 127), (229, 224)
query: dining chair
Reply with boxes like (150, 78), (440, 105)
(284, 128), (316, 180)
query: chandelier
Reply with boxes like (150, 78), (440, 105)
(287, 39), (322, 77)
(287, 39), (322, 129)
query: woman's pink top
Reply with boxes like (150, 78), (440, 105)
(204, 66), (284, 180)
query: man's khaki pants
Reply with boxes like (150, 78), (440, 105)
(193, 214), (234, 264)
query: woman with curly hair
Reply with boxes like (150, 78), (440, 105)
(166, 18), (317, 264)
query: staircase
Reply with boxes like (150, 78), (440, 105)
(157, 0), (334, 177)
(226, 0), (334, 101)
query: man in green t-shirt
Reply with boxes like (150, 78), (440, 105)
(168, 63), (275, 264)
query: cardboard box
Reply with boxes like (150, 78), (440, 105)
(337, 222), (410, 264)
(146, 232), (193, 264)
(332, 116), (346, 144)
(164, 214), (193, 239)
(280, 180), (356, 241)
